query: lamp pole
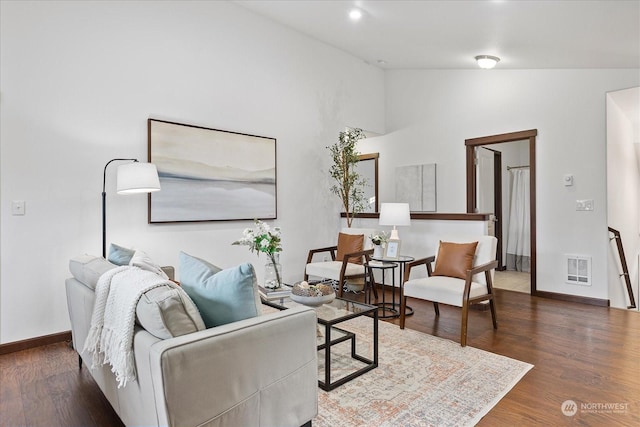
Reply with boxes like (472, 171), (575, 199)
(102, 158), (138, 258)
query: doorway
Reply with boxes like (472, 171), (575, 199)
(476, 147), (503, 269)
(465, 129), (537, 294)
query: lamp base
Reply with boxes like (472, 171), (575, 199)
(389, 228), (400, 240)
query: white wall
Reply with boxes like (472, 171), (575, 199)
(2, 2), (638, 344)
(0, 1), (385, 343)
(607, 89), (640, 310)
(361, 69), (639, 301)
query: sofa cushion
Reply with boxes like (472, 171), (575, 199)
(433, 240), (478, 280)
(179, 252), (261, 328)
(69, 254), (117, 290)
(108, 243), (136, 266)
(136, 285), (205, 339)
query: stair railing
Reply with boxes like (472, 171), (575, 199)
(608, 227), (637, 309)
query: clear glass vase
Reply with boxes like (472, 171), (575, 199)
(264, 253), (282, 289)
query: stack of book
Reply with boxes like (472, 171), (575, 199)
(258, 283), (292, 301)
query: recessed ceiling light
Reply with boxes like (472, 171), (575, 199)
(349, 8), (362, 21)
(475, 55), (500, 69)
(377, 59), (387, 65)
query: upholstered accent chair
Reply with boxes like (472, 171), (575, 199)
(400, 235), (498, 346)
(304, 228), (376, 298)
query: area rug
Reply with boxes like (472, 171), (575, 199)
(314, 316), (533, 427)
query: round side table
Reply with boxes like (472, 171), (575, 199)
(371, 255), (415, 316)
(364, 261), (399, 319)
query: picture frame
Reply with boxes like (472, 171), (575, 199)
(384, 239), (401, 260)
(148, 119), (277, 223)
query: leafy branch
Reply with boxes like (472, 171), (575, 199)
(327, 128), (367, 227)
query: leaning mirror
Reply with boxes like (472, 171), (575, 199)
(356, 153), (379, 213)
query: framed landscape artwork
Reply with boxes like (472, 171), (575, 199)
(148, 119), (277, 223)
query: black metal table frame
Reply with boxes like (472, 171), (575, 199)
(364, 261), (399, 319)
(370, 255), (415, 317)
(318, 311), (378, 391)
(263, 297), (379, 392)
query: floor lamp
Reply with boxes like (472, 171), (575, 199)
(102, 158), (160, 258)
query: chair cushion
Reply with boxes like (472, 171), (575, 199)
(306, 261), (365, 281)
(404, 276), (489, 307)
(433, 241), (478, 279)
(336, 233), (364, 264)
(179, 252), (262, 328)
(136, 285), (206, 339)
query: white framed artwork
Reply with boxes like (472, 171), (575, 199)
(384, 239), (401, 260)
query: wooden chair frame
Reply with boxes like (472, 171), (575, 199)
(399, 256), (498, 346)
(304, 246), (376, 298)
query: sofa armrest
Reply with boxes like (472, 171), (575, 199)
(147, 306), (318, 427)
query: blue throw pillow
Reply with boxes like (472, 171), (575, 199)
(179, 251), (222, 284)
(179, 252), (261, 328)
(108, 243), (135, 265)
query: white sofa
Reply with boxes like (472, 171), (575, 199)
(65, 255), (318, 427)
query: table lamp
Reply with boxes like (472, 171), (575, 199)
(379, 202), (411, 240)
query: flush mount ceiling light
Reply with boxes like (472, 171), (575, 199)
(475, 55), (500, 69)
(349, 8), (363, 21)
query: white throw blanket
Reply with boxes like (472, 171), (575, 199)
(83, 266), (174, 388)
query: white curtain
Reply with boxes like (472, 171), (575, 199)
(506, 169), (530, 272)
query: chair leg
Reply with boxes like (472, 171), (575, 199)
(489, 298), (498, 329)
(370, 276), (379, 300)
(399, 296), (407, 329)
(460, 304), (469, 347)
(432, 302), (440, 316)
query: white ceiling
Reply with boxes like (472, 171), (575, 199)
(235, 0), (640, 70)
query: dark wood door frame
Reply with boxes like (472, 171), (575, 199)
(478, 147), (504, 269)
(465, 129), (537, 294)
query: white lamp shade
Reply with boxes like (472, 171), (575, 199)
(116, 162), (161, 194)
(379, 203), (411, 226)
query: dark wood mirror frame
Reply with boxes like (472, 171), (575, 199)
(358, 153), (380, 213)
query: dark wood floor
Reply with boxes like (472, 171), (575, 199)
(1, 289), (639, 426)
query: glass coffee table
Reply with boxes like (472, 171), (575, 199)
(265, 297), (378, 391)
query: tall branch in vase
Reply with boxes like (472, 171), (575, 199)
(328, 128), (367, 228)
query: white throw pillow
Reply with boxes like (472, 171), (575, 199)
(129, 250), (169, 279)
(136, 284), (205, 339)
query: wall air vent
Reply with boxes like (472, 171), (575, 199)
(565, 254), (592, 286)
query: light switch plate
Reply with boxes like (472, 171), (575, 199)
(563, 174), (573, 186)
(576, 199), (594, 211)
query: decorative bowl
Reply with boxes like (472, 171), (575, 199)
(290, 281), (335, 306)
